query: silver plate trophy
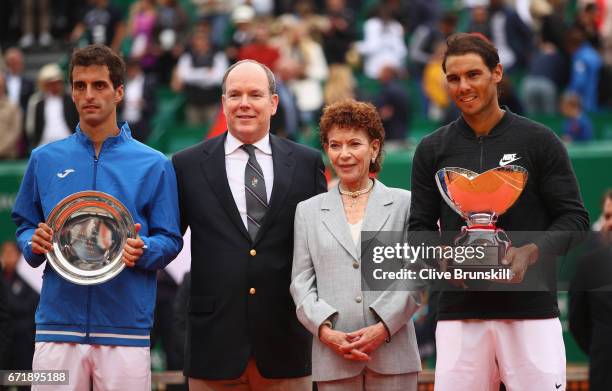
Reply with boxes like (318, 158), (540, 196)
(435, 165), (528, 269)
(46, 191), (135, 285)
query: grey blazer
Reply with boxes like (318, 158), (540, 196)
(290, 179), (422, 382)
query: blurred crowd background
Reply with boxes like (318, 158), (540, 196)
(0, 0), (610, 159)
(0, 0), (611, 388)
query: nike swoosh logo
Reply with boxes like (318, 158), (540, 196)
(57, 169), (75, 178)
(555, 384), (562, 389)
(499, 157), (520, 166)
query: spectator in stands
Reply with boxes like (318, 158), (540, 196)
(466, 5), (491, 39)
(422, 41), (450, 121)
(1, 240), (39, 373)
(521, 40), (567, 115)
(272, 58), (301, 139)
(172, 27), (228, 126)
(25, 63), (78, 149)
(119, 59), (157, 143)
(566, 26), (603, 112)
(71, 0), (125, 53)
(560, 92), (594, 143)
(4, 48), (35, 116)
(489, 0), (533, 73)
(237, 20), (280, 71)
(4, 48), (35, 156)
(190, 0), (232, 49)
(409, 12), (458, 80)
(277, 17), (329, 127)
(574, 2), (602, 50)
(569, 190), (612, 391)
(0, 73), (23, 160)
(154, 0), (189, 85)
(405, 0), (442, 34)
(540, 0), (568, 53)
(602, 0), (612, 65)
(498, 76), (524, 115)
(19, 0), (53, 48)
(226, 5), (256, 64)
(357, 4), (407, 79)
(375, 64), (410, 146)
(324, 64), (356, 106)
(321, 0), (356, 66)
(127, 0), (158, 72)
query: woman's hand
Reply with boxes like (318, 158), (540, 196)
(319, 324), (367, 360)
(343, 322), (389, 359)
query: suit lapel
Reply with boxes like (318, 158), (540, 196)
(254, 134), (295, 244)
(200, 133), (250, 242)
(321, 188), (359, 260)
(360, 180), (393, 253)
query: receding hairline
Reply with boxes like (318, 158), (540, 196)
(222, 60), (276, 95)
(4, 47), (23, 59)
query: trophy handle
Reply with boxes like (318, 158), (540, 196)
(495, 228), (511, 254)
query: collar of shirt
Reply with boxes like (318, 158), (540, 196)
(225, 131), (272, 156)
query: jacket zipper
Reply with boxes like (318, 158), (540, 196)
(86, 151), (100, 342)
(479, 136), (484, 171)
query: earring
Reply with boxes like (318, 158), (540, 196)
(371, 156), (376, 164)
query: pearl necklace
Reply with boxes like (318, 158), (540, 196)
(339, 179), (374, 206)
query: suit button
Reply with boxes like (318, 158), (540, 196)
(355, 296), (362, 303)
(249, 287), (256, 295)
(250, 249), (256, 256)
(353, 261), (359, 269)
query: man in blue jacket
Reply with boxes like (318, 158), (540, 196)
(12, 44), (183, 390)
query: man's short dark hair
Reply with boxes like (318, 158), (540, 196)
(221, 59), (276, 96)
(442, 33), (500, 73)
(69, 44), (125, 89)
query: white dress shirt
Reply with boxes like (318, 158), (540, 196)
(40, 95), (71, 146)
(225, 131), (274, 229)
(6, 74), (21, 106)
(123, 73), (145, 123)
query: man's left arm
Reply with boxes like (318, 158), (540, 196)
(504, 131), (589, 282)
(125, 159), (183, 270)
(533, 131), (590, 255)
(314, 151), (327, 194)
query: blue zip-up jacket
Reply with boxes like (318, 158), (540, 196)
(12, 122), (183, 347)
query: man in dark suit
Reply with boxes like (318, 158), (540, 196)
(569, 190), (612, 391)
(172, 59), (327, 391)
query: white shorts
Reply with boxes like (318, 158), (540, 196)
(31, 342), (151, 391)
(434, 318), (566, 391)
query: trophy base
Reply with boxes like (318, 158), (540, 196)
(448, 245), (507, 269)
(447, 245), (513, 282)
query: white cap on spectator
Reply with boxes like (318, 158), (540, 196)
(38, 63), (64, 83)
(232, 5), (255, 24)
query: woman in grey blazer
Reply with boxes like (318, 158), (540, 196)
(290, 100), (421, 391)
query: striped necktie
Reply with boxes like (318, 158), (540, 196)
(241, 144), (268, 241)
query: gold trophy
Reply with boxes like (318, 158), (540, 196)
(435, 166), (528, 269)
